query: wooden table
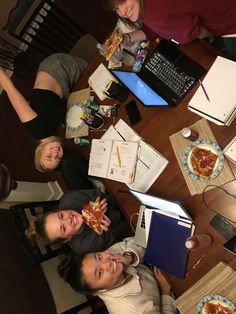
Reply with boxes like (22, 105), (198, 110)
(68, 39), (236, 297)
(175, 262), (236, 313)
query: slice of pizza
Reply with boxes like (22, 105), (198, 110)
(82, 201), (104, 234)
(104, 29), (123, 61)
(204, 301), (234, 314)
(190, 147), (218, 179)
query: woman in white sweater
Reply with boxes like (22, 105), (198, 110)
(58, 237), (178, 314)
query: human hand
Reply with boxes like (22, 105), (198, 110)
(122, 33), (132, 46)
(153, 267), (171, 295)
(106, 252), (133, 266)
(95, 197), (108, 213)
(99, 214), (111, 233)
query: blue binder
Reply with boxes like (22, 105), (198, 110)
(144, 211), (194, 278)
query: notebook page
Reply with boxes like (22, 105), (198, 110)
(107, 140), (139, 183)
(189, 56), (236, 121)
(114, 119), (168, 192)
(88, 63), (116, 101)
(88, 139), (113, 178)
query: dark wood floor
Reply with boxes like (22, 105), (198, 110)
(0, 3), (116, 313)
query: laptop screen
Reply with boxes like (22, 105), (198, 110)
(130, 189), (192, 220)
(112, 70), (168, 106)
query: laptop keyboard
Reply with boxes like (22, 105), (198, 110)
(144, 52), (196, 98)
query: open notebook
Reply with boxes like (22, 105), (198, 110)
(88, 139), (139, 184)
(101, 119), (168, 192)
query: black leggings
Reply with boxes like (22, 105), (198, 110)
(59, 153), (94, 190)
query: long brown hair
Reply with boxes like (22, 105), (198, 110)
(102, 0), (145, 27)
(25, 212), (64, 245)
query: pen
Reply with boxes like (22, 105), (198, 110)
(199, 80), (210, 102)
(90, 128), (108, 132)
(116, 145), (122, 167)
(185, 254), (205, 277)
(138, 158), (150, 170)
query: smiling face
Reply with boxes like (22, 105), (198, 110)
(40, 141), (63, 170)
(114, 0), (140, 22)
(82, 252), (125, 291)
(45, 210), (84, 242)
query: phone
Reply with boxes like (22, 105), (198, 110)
(125, 100), (142, 125)
(223, 234), (236, 255)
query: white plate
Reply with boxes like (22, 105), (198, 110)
(196, 294), (236, 314)
(182, 139), (224, 181)
(66, 103), (85, 131)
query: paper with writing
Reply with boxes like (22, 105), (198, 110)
(88, 139), (139, 184)
(102, 119), (169, 192)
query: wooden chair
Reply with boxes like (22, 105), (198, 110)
(3, 0), (87, 56)
(9, 200), (108, 313)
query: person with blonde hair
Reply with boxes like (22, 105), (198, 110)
(103, 0), (236, 60)
(0, 53), (86, 172)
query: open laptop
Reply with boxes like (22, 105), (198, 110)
(112, 39), (206, 106)
(130, 189), (192, 247)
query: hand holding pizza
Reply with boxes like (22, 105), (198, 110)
(82, 197), (111, 234)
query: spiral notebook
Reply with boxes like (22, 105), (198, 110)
(88, 139), (139, 183)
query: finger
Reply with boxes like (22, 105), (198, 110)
(101, 202), (108, 211)
(100, 198), (107, 206)
(103, 215), (111, 223)
(100, 224), (108, 232)
(95, 196), (101, 203)
(100, 220), (110, 228)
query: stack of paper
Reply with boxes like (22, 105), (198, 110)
(88, 63), (117, 101)
(101, 119), (169, 192)
(223, 136), (236, 164)
(188, 56), (236, 126)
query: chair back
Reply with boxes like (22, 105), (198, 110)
(3, 0), (87, 55)
(10, 200), (70, 266)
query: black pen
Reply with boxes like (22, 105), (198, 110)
(199, 80), (210, 102)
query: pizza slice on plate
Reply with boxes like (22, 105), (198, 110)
(104, 29), (123, 61)
(204, 301), (234, 314)
(190, 147), (218, 179)
(82, 201), (104, 234)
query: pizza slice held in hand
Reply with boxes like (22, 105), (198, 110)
(82, 201), (104, 234)
(104, 29), (123, 61)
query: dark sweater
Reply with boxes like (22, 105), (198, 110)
(59, 189), (126, 255)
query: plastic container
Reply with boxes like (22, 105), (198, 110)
(185, 234), (212, 250)
(97, 43), (106, 56)
(74, 137), (90, 146)
(132, 48), (148, 72)
(181, 127), (199, 141)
